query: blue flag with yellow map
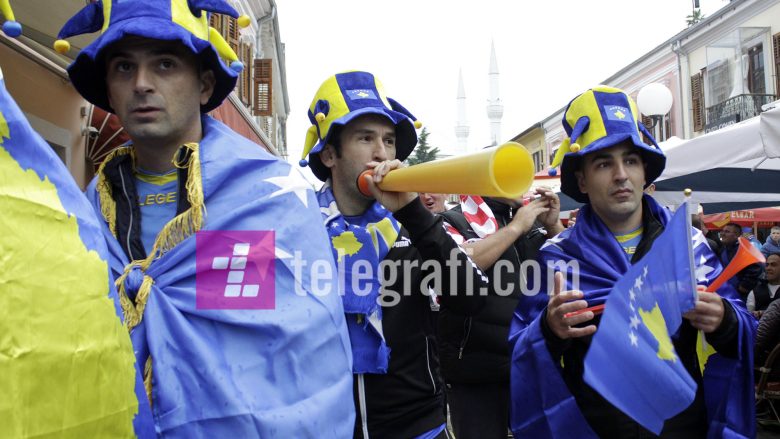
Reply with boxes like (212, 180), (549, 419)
(0, 68), (154, 437)
(317, 183), (400, 374)
(583, 202), (697, 434)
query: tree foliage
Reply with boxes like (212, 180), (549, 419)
(686, 8), (704, 26)
(406, 128), (440, 165)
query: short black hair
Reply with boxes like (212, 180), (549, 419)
(691, 214), (703, 230)
(723, 223), (742, 233)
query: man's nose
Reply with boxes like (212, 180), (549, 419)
(373, 141), (389, 161)
(613, 162), (629, 182)
(133, 66), (154, 94)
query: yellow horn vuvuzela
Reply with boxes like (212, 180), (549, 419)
(357, 141), (534, 199)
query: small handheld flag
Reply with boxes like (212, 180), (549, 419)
(583, 202), (698, 434)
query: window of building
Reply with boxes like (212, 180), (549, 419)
(704, 27), (773, 131)
(691, 71), (705, 132)
(748, 43), (766, 95)
(532, 150), (544, 173)
(773, 32), (780, 96)
(210, 12), (246, 102)
(253, 59), (273, 117)
(237, 41), (253, 106)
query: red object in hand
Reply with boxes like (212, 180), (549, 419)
(356, 170), (374, 197)
(706, 236), (765, 292)
(564, 304), (605, 319)
(522, 194), (542, 206)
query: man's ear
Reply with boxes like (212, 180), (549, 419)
(199, 69), (216, 106)
(575, 170), (587, 194)
(320, 144), (337, 169)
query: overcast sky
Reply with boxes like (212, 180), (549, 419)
(277, 0), (726, 182)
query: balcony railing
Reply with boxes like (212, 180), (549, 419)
(706, 93), (776, 129)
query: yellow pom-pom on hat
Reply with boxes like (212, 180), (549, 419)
(315, 112), (326, 123)
(53, 39), (71, 54)
(570, 143), (581, 153)
(414, 120), (422, 129)
(237, 15), (251, 28)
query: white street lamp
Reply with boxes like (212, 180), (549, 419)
(637, 83), (673, 141)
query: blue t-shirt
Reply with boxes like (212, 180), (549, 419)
(135, 168), (178, 254)
(615, 226), (643, 260)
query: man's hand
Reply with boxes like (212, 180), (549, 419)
(535, 187), (564, 235)
(364, 160), (417, 212)
(507, 198), (549, 236)
(683, 287), (725, 333)
(545, 271), (597, 339)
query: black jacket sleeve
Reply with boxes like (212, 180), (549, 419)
(756, 300), (780, 361)
(393, 198), (487, 315)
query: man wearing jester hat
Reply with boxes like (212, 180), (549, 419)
(300, 71), (488, 438)
(55, 1), (354, 437)
(508, 86), (756, 438)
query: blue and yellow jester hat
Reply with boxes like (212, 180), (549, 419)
(54, 0), (251, 113)
(551, 85), (666, 203)
(299, 71), (422, 181)
(0, 0), (22, 38)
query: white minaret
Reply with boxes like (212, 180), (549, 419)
(454, 69), (470, 155)
(486, 40), (503, 146)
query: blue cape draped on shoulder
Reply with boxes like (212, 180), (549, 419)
(86, 116), (355, 438)
(508, 196), (756, 438)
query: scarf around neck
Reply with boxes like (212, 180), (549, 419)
(317, 182), (401, 373)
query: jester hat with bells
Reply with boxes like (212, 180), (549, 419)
(551, 85), (666, 203)
(54, 0), (251, 113)
(299, 71), (422, 181)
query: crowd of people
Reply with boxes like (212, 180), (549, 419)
(5, 0), (779, 437)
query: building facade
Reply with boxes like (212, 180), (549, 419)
(510, 0), (780, 177)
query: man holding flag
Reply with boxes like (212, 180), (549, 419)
(52, 1), (354, 436)
(509, 86), (756, 438)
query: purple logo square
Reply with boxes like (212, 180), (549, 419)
(196, 231), (275, 310)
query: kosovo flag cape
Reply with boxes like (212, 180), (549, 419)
(508, 195), (756, 438)
(85, 116), (355, 437)
(0, 69), (155, 437)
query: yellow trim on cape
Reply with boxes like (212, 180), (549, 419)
(98, 142), (206, 406)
